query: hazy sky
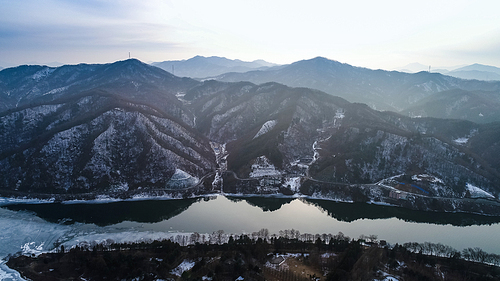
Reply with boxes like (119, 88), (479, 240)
(1, 0), (500, 70)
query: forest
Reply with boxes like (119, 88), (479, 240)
(7, 229), (500, 281)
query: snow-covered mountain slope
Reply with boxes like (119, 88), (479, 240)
(0, 90), (215, 194)
(0, 59), (199, 113)
(185, 80), (500, 198)
(185, 81), (350, 176)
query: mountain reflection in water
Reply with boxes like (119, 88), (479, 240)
(304, 199), (500, 226)
(4, 198), (201, 226)
(4, 196), (500, 227)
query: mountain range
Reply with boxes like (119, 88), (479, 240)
(151, 56), (278, 79)
(443, 64), (500, 81)
(214, 57), (500, 123)
(398, 62), (500, 81)
(0, 58), (499, 208)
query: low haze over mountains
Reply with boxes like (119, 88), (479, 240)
(1, 58), (500, 202)
(213, 57), (500, 123)
(398, 62), (500, 81)
(152, 56), (278, 79)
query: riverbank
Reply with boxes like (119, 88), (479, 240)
(1, 172), (500, 218)
(7, 230), (500, 281)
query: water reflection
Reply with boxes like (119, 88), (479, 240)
(4, 198), (201, 226)
(304, 199), (500, 226)
(3, 196), (500, 228)
(227, 196), (294, 212)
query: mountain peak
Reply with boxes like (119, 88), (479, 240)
(113, 58), (145, 66)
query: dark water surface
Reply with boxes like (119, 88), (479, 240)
(4, 195), (500, 253)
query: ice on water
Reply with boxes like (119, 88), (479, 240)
(0, 205), (196, 280)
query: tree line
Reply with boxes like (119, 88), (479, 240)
(62, 228), (499, 267)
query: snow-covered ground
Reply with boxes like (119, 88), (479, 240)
(412, 174), (444, 184)
(171, 260), (196, 276)
(283, 177), (301, 192)
(250, 156), (282, 178)
(453, 137), (468, 145)
(166, 169), (199, 189)
(253, 120), (277, 139)
(466, 183), (495, 199)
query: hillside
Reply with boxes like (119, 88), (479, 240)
(0, 60), (215, 194)
(184, 80), (500, 199)
(0, 59), (199, 113)
(401, 89), (500, 123)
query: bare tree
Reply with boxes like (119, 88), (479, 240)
(367, 234), (378, 243)
(190, 232), (200, 244)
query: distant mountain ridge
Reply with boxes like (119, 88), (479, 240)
(443, 64), (500, 81)
(215, 57), (500, 122)
(398, 62), (500, 81)
(152, 56), (278, 78)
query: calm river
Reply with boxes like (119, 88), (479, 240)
(2, 195), (500, 255)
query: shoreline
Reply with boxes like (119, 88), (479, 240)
(2, 190), (500, 219)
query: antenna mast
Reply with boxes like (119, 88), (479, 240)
(429, 65), (431, 73)
(129, 52), (131, 59)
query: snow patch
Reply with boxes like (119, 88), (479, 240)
(21, 242), (45, 257)
(253, 120), (277, 139)
(335, 109), (345, 119)
(171, 260), (196, 276)
(32, 67), (55, 80)
(453, 137), (468, 145)
(0, 197), (56, 206)
(250, 156), (281, 178)
(412, 174), (444, 184)
(166, 169), (199, 189)
(43, 86), (68, 96)
(466, 183), (495, 199)
(283, 177), (301, 192)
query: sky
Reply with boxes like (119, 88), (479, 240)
(1, 0), (500, 70)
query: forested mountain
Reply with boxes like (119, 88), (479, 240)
(401, 89), (500, 123)
(185, 80), (500, 197)
(1, 59), (500, 204)
(0, 59), (198, 113)
(0, 60), (214, 194)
